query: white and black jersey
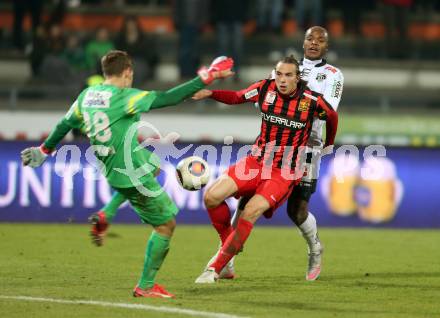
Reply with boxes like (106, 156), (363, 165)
(296, 58), (344, 182)
(299, 58), (344, 149)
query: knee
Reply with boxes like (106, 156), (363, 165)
(167, 218), (176, 233)
(204, 188), (222, 209)
(155, 218), (176, 237)
(241, 202), (263, 224)
(296, 202), (309, 223)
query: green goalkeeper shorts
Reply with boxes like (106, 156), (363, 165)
(114, 177), (178, 227)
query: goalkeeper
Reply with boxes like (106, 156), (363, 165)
(20, 50), (234, 298)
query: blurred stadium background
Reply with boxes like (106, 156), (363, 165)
(1, 0), (440, 145)
(1, 0), (439, 227)
(1, 1), (440, 317)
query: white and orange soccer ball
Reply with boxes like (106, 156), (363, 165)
(176, 156), (210, 191)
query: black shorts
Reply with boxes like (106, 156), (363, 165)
(289, 149), (320, 202)
(289, 178), (318, 202)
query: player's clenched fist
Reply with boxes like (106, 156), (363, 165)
(20, 146), (49, 167)
(198, 56), (235, 84)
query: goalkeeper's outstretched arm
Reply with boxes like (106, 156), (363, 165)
(148, 57), (234, 110)
(149, 76), (206, 110)
(43, 118), (76, 152)
(21, 101), (82, 167)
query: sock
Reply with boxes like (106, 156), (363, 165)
(211, 218), (253, 273)
(298, 212), (321, 253)
(138, 231), (170, 289)
(207, 201), (233, 245)
(101, 191), (126, 223)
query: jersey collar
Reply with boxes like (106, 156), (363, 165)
(300, 57), (327, 68)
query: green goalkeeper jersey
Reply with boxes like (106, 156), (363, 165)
(43, 77), (205, 188)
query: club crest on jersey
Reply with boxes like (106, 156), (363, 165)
(265, 91), (276, 104)
(316, 73), (326, 82)
(298, 98), (310, 112)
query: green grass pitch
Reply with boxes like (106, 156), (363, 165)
(0, 223), (439, 318)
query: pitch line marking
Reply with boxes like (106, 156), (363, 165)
(0, 295), (249, 318)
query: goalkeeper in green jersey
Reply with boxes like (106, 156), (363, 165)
(20, 50), (234, 298)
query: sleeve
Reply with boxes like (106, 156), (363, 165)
(43, 99), (83, 151)
(315, 95), (338, 147)
(238, 80), (266, 103)
(126, 77), (206, 114)
(125, 89), (156, 115)
(322, 68), (344, 111)
(210, 80), (266, 105)
(150, 76), (205, 109)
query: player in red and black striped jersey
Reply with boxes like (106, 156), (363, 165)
(213, 75), (337, 176)
(204, 26), (342, 282)
(194, 55), (338, 283)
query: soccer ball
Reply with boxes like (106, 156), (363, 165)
(176, 156), (210, 191)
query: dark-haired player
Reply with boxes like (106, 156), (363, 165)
(192, 55), (338, 283)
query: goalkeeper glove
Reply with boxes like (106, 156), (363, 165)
(20, 145), (53, 168)
(198, 56), (234, 84)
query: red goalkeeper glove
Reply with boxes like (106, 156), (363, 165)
(198, 56), (234, 84)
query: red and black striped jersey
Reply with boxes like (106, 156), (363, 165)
(210, 79), (338, 172)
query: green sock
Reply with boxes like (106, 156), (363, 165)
(101, 192), (126, 223)
(138, 231), (171, 289)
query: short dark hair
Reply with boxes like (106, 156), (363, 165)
(101, 50), (132, 77)
(278, 55), (301, 75)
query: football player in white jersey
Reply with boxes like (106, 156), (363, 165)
(285, 26), (343, 281)
(207, 26), (344, 281)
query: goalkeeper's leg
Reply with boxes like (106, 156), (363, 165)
(89, 169), (160, 246)
(119, 178), (178, 298)
(101, 191), (127, 222)
(134, 219), (176, 298)
(89, 191), (126, 246)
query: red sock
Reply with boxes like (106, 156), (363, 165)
(207, 201), (233, 245)
(211, 219), (253, 273)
